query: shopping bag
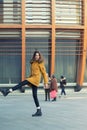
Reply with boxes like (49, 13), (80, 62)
(50, 90), (57, 98)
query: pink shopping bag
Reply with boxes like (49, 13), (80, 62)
(50, 90), (57, 98)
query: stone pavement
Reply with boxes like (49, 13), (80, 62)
(0, 88), (87, 130)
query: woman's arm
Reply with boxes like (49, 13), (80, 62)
(39, 62), (48, 84)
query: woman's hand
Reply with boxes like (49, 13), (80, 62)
(44, 83), (48, 88)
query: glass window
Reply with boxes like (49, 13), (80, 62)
(25, 0), (51, 24)
(55, 30), (82, 84)
(0, 0), (3, 23)
(0, 29), (22, 84)
(84, 54), (87, 83)
(0, 0), (21, 24)
(56, 0), (83, 25)
(25, 29), (51, 80)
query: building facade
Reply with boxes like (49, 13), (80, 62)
(0, 0), (87, 87)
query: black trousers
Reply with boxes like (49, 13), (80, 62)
(12, 80), (40, 107)
(61, 87), (66, 95)
(45, 89), (50, 101)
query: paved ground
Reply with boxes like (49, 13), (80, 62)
(0, 88), (87, 130)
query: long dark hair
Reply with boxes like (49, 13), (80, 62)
(30, 51), (44, 64)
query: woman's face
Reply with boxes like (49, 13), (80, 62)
(35, 53), (40, 61)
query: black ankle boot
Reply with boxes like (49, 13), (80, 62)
(32, 109), (42, 117)
(0, 88), (10, 96)
(52, 97), (56, 101)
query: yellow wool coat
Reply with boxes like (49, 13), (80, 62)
(26, 61), (48, 87)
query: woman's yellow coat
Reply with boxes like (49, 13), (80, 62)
(26, 61), (48, 87)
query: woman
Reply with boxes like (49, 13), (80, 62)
(1, 51), (48, 117)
